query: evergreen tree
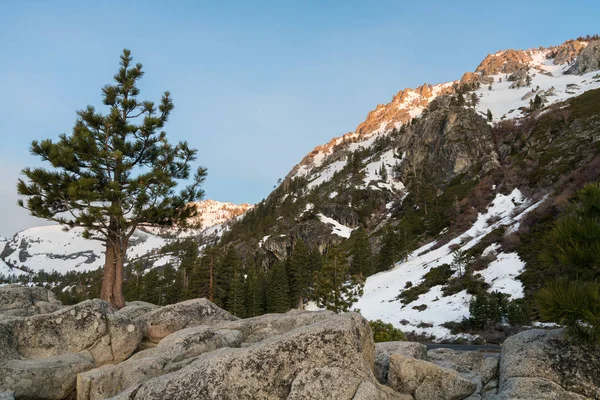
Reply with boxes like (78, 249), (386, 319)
(376, 227), (399, 272)
(190, 246), (218, 301)
(533, 94), (543, 110)
(314, 247), (364, 313)
(17, 50), (207, 309)
(350, 228), (374, 278)
(216, 247), (239, 307)
(486, 109), (493, 122)
(287, 239), (311, 309)
(266, 261), (291, 313)
(245, 268), (263, 317)
(227, 269), (247, 318)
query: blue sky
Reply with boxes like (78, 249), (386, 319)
(0, 0), (598, 237)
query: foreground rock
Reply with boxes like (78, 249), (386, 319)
(134, 298), (238, 343)
(0, 285), (62, 317)
(374, 341), (428, 384)
(427, 348), (499, 399)
(388, 353), (477, 400)
(105, 313), (400, 400)
(78, 310), (400, 400)
(0, 298), (142, 399)
(495, 329), (600, 399)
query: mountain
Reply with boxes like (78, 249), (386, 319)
(187, 200), (253, 229)
(3, 36), (600, 341)
(0, 200), (252, 278)
(209, 36), (600, 339)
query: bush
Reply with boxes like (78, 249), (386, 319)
(469, 291), (528, 329)
(536, 280), (600, 346)
(370, 319), (406, 343)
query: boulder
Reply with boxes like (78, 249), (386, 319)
(567, 40), (600, 75)
(0, 299), (142, 400)
(0, 285), (61, 317)
(77, 310), (339, 399)
(496, 329), (600, 399)
(117, 301), (159, 320)
(134, 298), (238, 343)
(374, 341), (428, 383)
(111, 313), (402, 400)
(0, 353), (94, 400)
(388, 353), (477, 400)
(17, 299), (141, 364)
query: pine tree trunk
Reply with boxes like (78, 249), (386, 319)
(113, 241), (128, 310)
(100, 243), (117, 308)
(100, 237), (128, 310)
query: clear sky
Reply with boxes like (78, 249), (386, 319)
(0, 0), (598, 237)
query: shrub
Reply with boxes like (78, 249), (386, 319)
(536, 280), (600, 346)
(469, 291), (528, 329)
(370, 319), (406, 343)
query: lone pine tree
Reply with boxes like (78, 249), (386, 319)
(17, 50), (207, 309)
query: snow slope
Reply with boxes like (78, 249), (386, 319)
(355, 188), (544, 340)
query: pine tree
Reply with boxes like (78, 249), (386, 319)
(245, 268), (263, 317)
(350, 228), (374, 278)
(314, 247), (364, 313)
(16, 50), (207, 309)
(287, 239), (311, 309)
(376, 227), (398, 272)
(227, 269), (247, 318)
(266, 261), (291, 313)
(486, 109), (493, 122)
(216, 247), (239, 307)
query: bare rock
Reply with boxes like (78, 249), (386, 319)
(117, 301), (159, 320)
(375, 341), (428, 383)
(497, 329), (600, 399)
(388, 353), (477, 400)
(493, 377), (587, 400)
(0, 285), (61, 317)
(0, 353), (94, 400)
(134, 298), (238, 343)
(567, 40), (600, 75)
(112, 313), (399, 400)
(17, 299), (141, 365)
(0, 391), (14, 400)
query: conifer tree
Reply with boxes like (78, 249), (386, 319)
(287, 239), (311, 309)
(266, 261), (291, 313)
(486, 109), (493, 122)
(216, 247), (239, 307)
(314, 247), (364, 313)
(350, 228), (374, 278)
(17, 50), (207, 309)
(376, 227), (399, 272)
(245, 269), (263, 317)
(227, 269), (247, 318)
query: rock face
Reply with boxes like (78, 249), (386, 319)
(567, 40), (600, 74)
(388, 353), (477, 400)
(397, 97), (499, 187)
(134, 298), (238, 343)
(495, 329), (600, 399)
(0, 293), (142, 400)
(475, 49), (532, 76)
(0, 285), (62, 317)
(107, 312), (401, 400)
(374, 341), (428, 384)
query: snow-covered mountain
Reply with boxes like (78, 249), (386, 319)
(187, 200), (253, 229)
(0, 200), (253, 277)
(216, 36), (600, 339)
(288, 38), (600, 184)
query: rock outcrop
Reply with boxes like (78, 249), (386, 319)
(374, 341), (428, 384)
(0, 295), (142, 400)
(494, 329), (600, 399)
(388, 353), (478, 400)
(567, 40), (600, 74)
(106, 312), (401, 400)
(134, 298), (238, 343)
(0, 285), (62, 317)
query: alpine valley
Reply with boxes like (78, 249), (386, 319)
(3, 35), (600, 343)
